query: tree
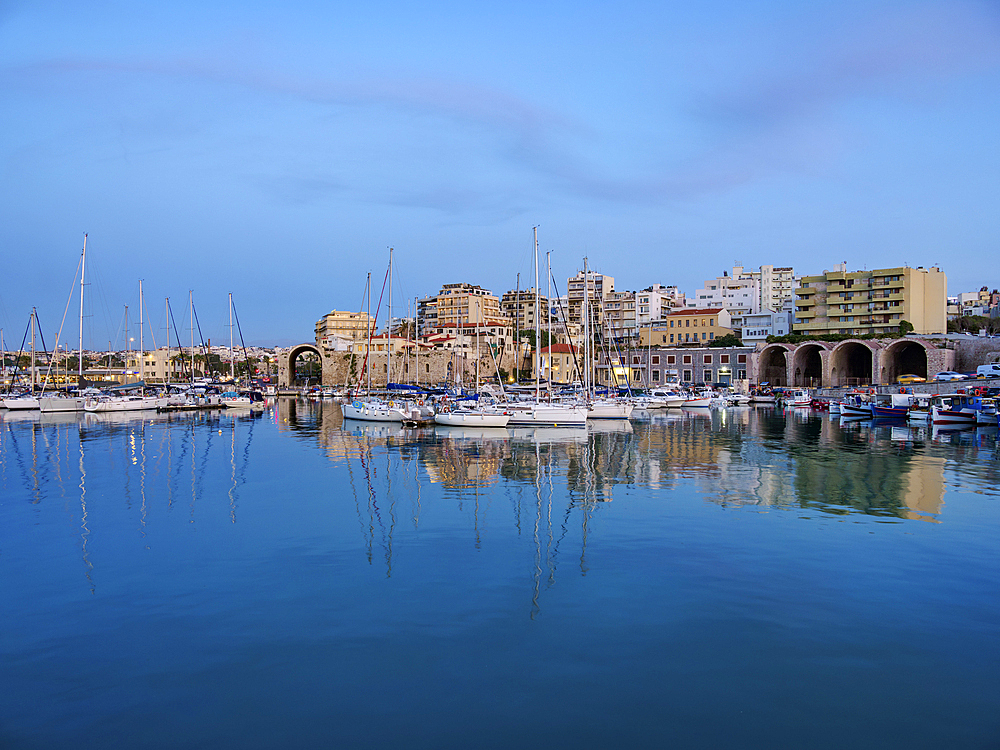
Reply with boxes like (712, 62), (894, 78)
(898, 320), (914, 335)
(708, 334), (744, 347)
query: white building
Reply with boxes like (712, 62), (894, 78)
(740, 301), (793, 343)
(636, 284), (683, 325)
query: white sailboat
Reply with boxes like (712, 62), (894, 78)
(3, 310), (41, 410)
(342, 253), (408, 423)
(506, 229), (586, 428)
(41, 235), (89, 413)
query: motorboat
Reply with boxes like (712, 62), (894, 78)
(872, 393), (913, 419)
(929, 395), (978, 425)
(839, 392), (873, 417)
(786, 389), (811, 407)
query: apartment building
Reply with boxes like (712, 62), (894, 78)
(792, 264), (946, 336)
(567, 270), (614, 328)
(636, 284), (682, 325)
(315, 310), (374, 349)
(418, 283), (506, 337)
(500, 287), (548, 333)
(603, 290), (637, 343)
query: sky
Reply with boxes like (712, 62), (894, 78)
(2, 0), (998, 347)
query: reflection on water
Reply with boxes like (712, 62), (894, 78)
(3, 399), (1000, 749)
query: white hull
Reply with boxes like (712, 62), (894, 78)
(587, 401), (635, 419)
(38, 396), (85, 413)
(840, 403), (872, 417)
(3, 397), (40, 410)
(84, 396), (168, 412)
(930, 405), (976, 425)
(342, 400), (406, 422)
(506, 402), (587, 427)
(682, 398), (712, 408)
(829, 402), (842, 414)
(434, 411), (510, 427)
(976, 409), (997, 426)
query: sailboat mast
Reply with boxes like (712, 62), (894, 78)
(366, 272), (372, 395)
(414, 296), (419, 387)
(139, 279), (145, 386)
(229, 292), (234, 381)
(387, 247), (392, 387)
(583, 257), (589, 394)
(546, 250), (551, 399)
(30, 309), (36, 393)
(533, 227), (540, 402)
(513, 272), (520, 381)
(124, 305), (129, 384)
(189, 291), (194, 384)
(165, 297), (170, 387)
(79, 233), (86, 385)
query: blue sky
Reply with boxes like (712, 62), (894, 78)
(2, 0), (998, 346)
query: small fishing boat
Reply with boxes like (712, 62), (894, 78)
(871, 393), (913, 419)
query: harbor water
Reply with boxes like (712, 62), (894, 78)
(2, 400), (999, 749)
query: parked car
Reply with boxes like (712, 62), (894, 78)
(933, 371), (966, 381)
(896, 374), (926, 384)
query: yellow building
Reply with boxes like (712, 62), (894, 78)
(638, 308), (733, 346)
(793, 265), (946, 336)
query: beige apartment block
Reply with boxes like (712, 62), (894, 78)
(567, 270), (614, 328)
(793, 265), (946, 336)
(501, 287), (549, 332)
(420, 283), (506, 336)
(315, 310), (374, 349)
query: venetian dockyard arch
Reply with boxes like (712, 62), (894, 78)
(278, 344), (325, 387)
(792, 342), (828, 387)
(829, 340), (876, 387)
(758, 344), (793, 386)
(881, 339), (932, 383)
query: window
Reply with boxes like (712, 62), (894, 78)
(683, 355), (692, 364)
(709, 332), (714, 340)
(710, 319), (714, 326)
(737, 369), (746, 379)
(667, 355), (675, 364)
(720, 355), (729, 364)
(704, 354), (712, 364)
(701, 319), (705, 326)
(652, 370), (660, 382)
(670, 320), (674, 328)
(702, 332), (707, 340)
(683, 369), (692, 382)
(633, 356), (640, 365)
(686, 320), (690, 327)
(703, 370), (711, 382)
(651, 356), (659, 365)
(426, 364), (430, 373)
(737, 354), (747, 364)
(661, 335), (667, 343)
(633, 369), (641, 382)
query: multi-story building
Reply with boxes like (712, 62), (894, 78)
(636, 284), (682, 325)
(603, 290), (636, 344)
(741, 300), (793, 343)
(418, 283), (506, 337)
(315, 310), (374, 350)
(638, 308), (733, 347)
(500, 287), (548, 334)
(690, 272), (759, 333)
(566, 269), (614, 329)
(792, 264), (947, 336)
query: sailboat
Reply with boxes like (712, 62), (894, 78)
(578, 257), (633, 420)
(3, 309), (43, 410)
(40, 234), (90, 413)
(84, 280), (167, 412)
(506, 229), (587, 427)
(342, 250), (410, 423)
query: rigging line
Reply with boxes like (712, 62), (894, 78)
(354, 265), (390, 397)
(166, 299), (189, 381)
(230, 298), (252, 381)
(191, 299), (214, 379)
(39, 251), (85, 392)
(548, 273), (584, 384)
(7, 314), (32, 390)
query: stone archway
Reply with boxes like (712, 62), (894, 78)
(758, 344), (792, 386)
(278, 343), (324, 387)
(882, 339), (931, 383)
(792, 343), (825, 387)
(830, 341), (874, 386)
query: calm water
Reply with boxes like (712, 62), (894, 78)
(2, 400), (999, 749)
